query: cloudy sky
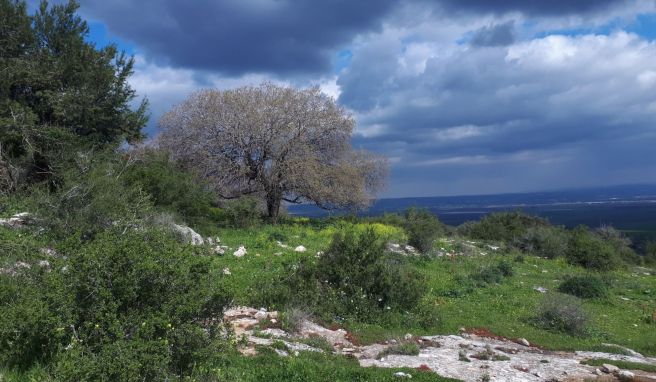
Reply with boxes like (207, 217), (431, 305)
(44, 0), (656, 197)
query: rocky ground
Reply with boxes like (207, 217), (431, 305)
(224, 306), (656, 382)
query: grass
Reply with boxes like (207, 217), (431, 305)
(377, 342), (421, 359)
(397, 254), (655, 355)
(199, 349), (457, 381)
(581, 358), (656, 373)
(199, 221), (656, 355)
(297, 337), (335, 353)
(3, 217), (656, 380)
(0, 350), (458, 382)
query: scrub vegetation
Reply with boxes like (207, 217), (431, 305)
(1, 1), (655, 381)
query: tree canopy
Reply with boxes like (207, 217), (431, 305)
(158, 83), (387, 220)
(0, 0), (147, 192)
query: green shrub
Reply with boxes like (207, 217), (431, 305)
(123, 149), (218, 229)
(0, 229), (231, 379)
(317, 228), (426, 319)
(566, 226), (623, 271)
(280, 307), (313, 334)
(370, 213), (406, 228)
(268, 228), (427, 322)
(220, 196), (263, 228)
(646, 241), (656, 264)
(595, 225), (640, 263)
(535, 293), (589, 335)
(558, 274), (608, 299)
(458, 211), (549, 243)
(25, 148), (153, 237)
(515, 226), (569, 259)
(403, 208), (444, 254)
(377, 342), (420, 358)
(469, 261), (513, 286)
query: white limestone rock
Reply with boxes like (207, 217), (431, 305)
(233, 246), (247, 257)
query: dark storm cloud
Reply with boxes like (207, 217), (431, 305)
(52, 0), (655, 196)
(436, 0), (619, 16)
(340, 30), (656, 195)
(77, 0), (397, 75)
(470, 22), (515, 47)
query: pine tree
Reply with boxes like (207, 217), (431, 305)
(0, 0), (148, 191)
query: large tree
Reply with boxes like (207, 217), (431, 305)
(0, 0), (147, 192)
(158, 83), (388, 220)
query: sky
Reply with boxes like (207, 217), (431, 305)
(33, 0), (656, 197)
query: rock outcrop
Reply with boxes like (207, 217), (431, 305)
(222, 306), (656, 382)
(171, 223), (204, 245)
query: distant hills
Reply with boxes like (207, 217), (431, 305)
(289, 184), (656, 243)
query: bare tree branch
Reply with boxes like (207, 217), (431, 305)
(158, 82), (388, 221)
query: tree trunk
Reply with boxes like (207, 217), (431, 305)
(266, 193), (282, 223)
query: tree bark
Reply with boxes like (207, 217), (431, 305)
(266, 193), (282, 223)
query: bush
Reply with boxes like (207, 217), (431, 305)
(280, 307), (313, 334)
(220, 196), (263, 228)
(566, 226), (623, 271)
(268, 228), (427, 322)
(0, 229), (231, 379)
(469, 261), (514, 286)
(558, 274), (608, 299)
(458, 211), (549, 243)
(123, 149), (219, 229)
(26, 148), (153, 237)
(595, 225), (640, 263)
(377, 342), (420, 358)
(646, 241), (656, 265)
(317, 228), (426, 319)
(403, 208), (443, 254)
(535, 293), (589, 335)
(515, 226), (569, 259)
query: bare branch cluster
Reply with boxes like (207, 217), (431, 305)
(158, 83), (388, 219)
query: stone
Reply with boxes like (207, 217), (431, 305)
(601, 364), (620, 374)
(618, 370), (635, 381)
(294, 245), (307, 252)
(601, 343), (644, 357)
(172, 224), (204, 245)
(404, 333), (413, 340)
(223, 267), (231, 275)
(0, 212), (35, 228)
(404, 245), (417, 252)
(233, 246), (247, 257)
(274, 349), (289, 357)
(394, 371), (412, 379)
(518, 338), (530, 347)
(213, 245), (227, 255)
(254, 310), (268, 320)
(40, 248), (58, 257)
(533, 286), (548, 293)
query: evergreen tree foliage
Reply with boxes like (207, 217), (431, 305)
(0, 0), (147, 192)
